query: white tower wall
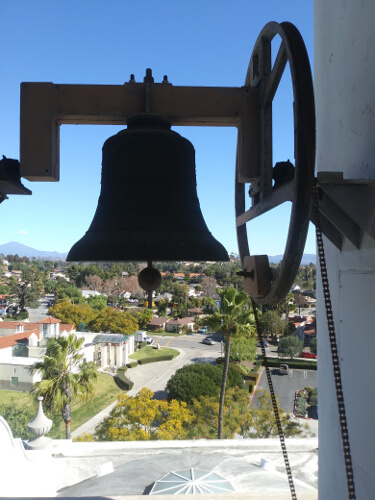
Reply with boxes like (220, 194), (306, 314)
(315, 1), (375, 498)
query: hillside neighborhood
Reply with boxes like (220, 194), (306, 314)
(0, 251), (317, 426)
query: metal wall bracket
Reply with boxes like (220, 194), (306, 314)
(314, 172), (375, 249)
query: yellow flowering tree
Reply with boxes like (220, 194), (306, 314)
(94, 388), (193, 441)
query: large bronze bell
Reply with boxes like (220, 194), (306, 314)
(67, 114), (229, 262)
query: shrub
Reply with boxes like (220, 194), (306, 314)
(115, 372), (134, 391)
(73, 433), (94, 442)
(243, 371), (259, 383)
(243, 380), (254, 393)
(138, 355), (174, 364)
(126, 361), (138, 368)
(295, 398), (306, 416)
(261, 358), (317, 370)
(308, 387), (318, 406)
(166, 362), (243, 405)
(139, 341), (147, 349)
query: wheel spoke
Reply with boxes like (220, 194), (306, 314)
(236, 180), (293, 227)
(263, 41), (287, 106)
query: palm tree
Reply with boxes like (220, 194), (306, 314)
(204, 287), (255, 439)
(30, 333), (97, 439)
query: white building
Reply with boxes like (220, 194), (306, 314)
(91, 333), (135, 369)
(0, 318), (75, 390)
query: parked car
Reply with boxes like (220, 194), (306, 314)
(202, 337), (215, 345)
(198, 328), (208, 334)
(257, 341), (269, 348)
(275, 364), (289, 375)
(145, 336), (155, 345)
(299, 351), (317, 359)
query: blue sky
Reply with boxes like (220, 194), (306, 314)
(0, 0), (315, 257)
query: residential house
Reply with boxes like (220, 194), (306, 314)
(288, 315), (316, 345)
(10, 270), (23, 281)
(147, 316), (168, 331)
(49, 270), (69, 281)
(187, 307), (203, 316)
(165, 316), (195, 333)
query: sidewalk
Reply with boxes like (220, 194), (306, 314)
(71, 349), (188, 438)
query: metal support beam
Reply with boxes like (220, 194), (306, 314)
(314, 172), (375, 249)
(20, 79), (260, 181)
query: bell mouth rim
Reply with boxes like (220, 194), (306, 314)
(67, 228), (229, 263)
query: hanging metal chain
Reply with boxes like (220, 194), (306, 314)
(251, 299), (297, 500)
(312, 180), (356, 500)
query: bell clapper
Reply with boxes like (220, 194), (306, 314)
(138, 260), (162, 309)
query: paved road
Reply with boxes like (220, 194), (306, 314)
(153, 332), (224, 359)
(27, 296), (51, 322)
(71, 335), (222, 438)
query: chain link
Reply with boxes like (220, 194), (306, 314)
(251, 299), (298, 500)
(312, 180), (356, 499)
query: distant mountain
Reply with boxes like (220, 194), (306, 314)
(0, 242), (67, 260)
(268, 253), (316, 265)
(0, 241), (316, 265)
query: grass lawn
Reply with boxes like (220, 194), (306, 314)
(0, 372), (123, 438)
(0, 389), (36, 410)
(130, 346), (179, 360)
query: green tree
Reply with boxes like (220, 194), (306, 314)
(278, 335), (304, 359)
(66, 264), (84, 287)
(18, 283), (40, 310)
(0, 404), (61, 440)
(260, 310), (285, 340)
(203, 287), (255, 439)
(157, 299), (169, 317)
(48, 300), (96, 329)
(86, 294), (108, 313)
(131, 307), (154, 329)
(171, 283), (189, 314)
(55, 285), (84, 303)
(30, 334), (98, 439)
(229, 335), (257, 362)
(0, 284), (10, 294)
(0, 405), (35, 439)
(88, 308), (138, 334)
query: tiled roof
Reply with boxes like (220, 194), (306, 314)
(0, 321), (39, 331)
(0, 330), (38, 349)
(148, 317), (168, 326)
(188, 307), (203, 313)
(38, 317), (61, 324)
(60, 323), (75, 332)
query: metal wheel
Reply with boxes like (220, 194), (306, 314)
(236, 22), (315, 305)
